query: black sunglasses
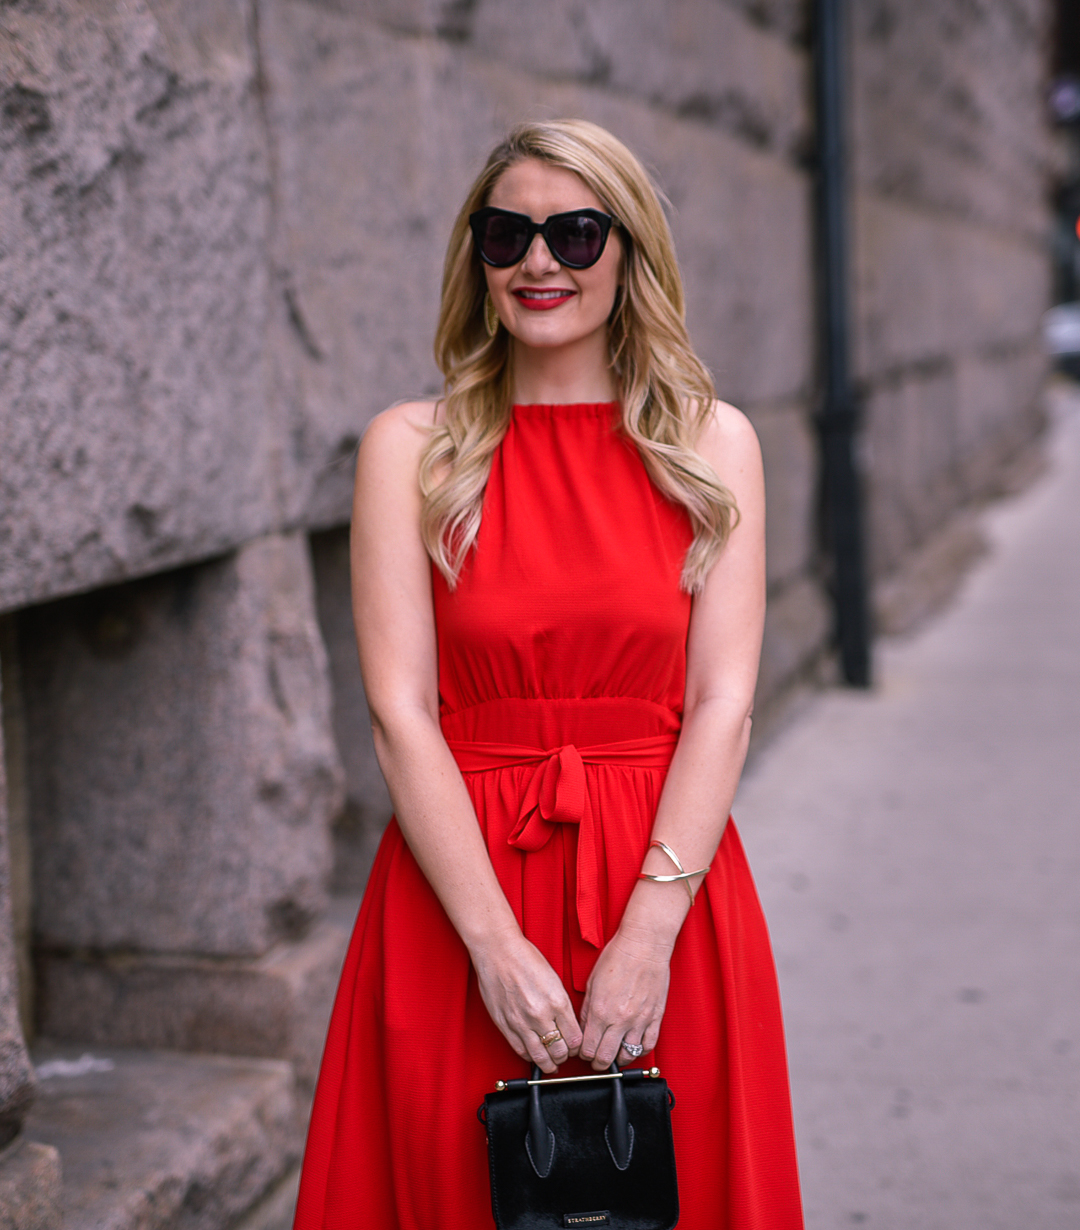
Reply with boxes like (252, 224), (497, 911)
(469, 206), (620, 270)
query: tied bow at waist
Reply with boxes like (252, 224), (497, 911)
(444, 733), (678, 958)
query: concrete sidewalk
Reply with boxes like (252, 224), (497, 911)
(736, 382), (1080, 1229)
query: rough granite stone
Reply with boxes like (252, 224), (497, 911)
(724, 0), (809, 45)
(309, 530), (392, 894)
(0, 621), (35, 1045)
(843, 0), (1052, 603)
(0, 0), (276, 614)
(258, 3), (452, 530)
(954, 342), (1047, 465)
(25, 1046), (298, 1230)
(469, 0), (810, 161)
(0, 1139), (61, 1230)
(853, 192), (1050, 378)
(0, 681), (35, 1149)
(298, 0), (465, 39)
(851, 0), (1053, 240)
(853, 183), (1050, 586)
(751, 402), (818, 590)
(756, 574), (832, 708)
(229, 1165), (299, 1230)
(864, 344), (1047, 578)
(864, 360), (963, 576)
(873, 510), (989, 638)
(21, 533), (343, 957)
(35, 902), (356, 1090)
(350, 0), (812, 50)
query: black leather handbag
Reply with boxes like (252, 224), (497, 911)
(478, 1063), (679, 1230)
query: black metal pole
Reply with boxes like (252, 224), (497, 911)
(814, 0), (871, 686)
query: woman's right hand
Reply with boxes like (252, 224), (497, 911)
(469, 930), (583, 1073)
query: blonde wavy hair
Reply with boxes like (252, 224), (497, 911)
(420, 118), (739, 594)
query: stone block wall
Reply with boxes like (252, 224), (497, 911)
(0, 697), (35, 1149)
(0, 659), (60, 1230)
(20, 533), (340, 959)
(309, 530), (391, 894)
(849, 0), (1054, 584)
(0, 0), (278, 613)
(12, 533), (346, 1088)
(0, 2), (1055, 1222)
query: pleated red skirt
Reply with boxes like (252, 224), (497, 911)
(295, 403), (802, 1229)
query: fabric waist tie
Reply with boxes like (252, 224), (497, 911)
(445, 733), (679, 955)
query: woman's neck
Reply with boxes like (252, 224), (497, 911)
(510, 330), (619, 405)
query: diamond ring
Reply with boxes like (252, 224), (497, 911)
(539, 1029), (563, 1047)
(620, 1040), (644, 1059)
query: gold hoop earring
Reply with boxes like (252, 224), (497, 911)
(484, 293), (500, 338)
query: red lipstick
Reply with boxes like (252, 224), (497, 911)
(512, 288), (577, 311)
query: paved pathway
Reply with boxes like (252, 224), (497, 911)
(736, 382), (1080, 1229)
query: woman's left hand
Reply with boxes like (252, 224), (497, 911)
(577, 923), (672, 1070)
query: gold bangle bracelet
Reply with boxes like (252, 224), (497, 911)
(638, 839), (711, 904)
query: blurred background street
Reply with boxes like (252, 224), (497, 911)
(740, 380), (1080, 1228)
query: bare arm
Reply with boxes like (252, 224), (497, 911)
(351, 403), (582, 1071)
(579, 400), (767, 1068)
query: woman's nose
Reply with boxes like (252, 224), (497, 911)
(520, 232), (561, 276)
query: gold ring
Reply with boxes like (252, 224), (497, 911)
(539, 1029), (562, 1047)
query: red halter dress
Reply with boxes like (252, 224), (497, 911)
(294, 402), (803, 1230)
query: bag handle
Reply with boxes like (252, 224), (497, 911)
(526, 1069), (557, 1177)
(525, 1063), (633, 1173)
(607, 1064), (632, 1170)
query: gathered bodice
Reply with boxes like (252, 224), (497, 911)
(432, 402), (694, 727)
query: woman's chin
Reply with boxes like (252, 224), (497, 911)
(506, 317), (610, 354)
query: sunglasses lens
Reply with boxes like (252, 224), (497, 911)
(548, 214), (605, 267)
(479, 214), (530, 266)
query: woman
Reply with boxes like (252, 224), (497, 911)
(294, 119), (803, 1229)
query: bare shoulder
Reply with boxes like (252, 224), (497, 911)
(351, 403), (435, 628)
(360, 400), (438, 459)
(356, 400), (439, 487)
(695, 399), (762, 485)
